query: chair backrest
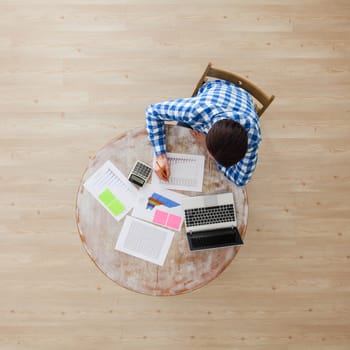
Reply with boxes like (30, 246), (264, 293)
(192, 62), (275, 117)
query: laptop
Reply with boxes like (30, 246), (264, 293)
(182, 192), (243, 251)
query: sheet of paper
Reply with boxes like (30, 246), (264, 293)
(115, 216), (174, 266)
(83, 160), (138, 221)
(132, 184), (187, 232)
(151, 152), (205, 192)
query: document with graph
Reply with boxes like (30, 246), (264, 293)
(115, 216), (174, 266)
(132, 184), (187, 232)
(83, 160), (138, 221)
(152, 152), (205, 192)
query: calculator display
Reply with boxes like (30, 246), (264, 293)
(129, 174), (145, 186)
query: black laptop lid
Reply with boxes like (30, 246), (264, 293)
(187, 226), (243, 251)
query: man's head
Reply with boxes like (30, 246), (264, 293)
(206, 119), (248, 167)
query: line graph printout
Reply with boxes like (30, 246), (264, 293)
(152, 153), (205, 192)
(84, 160), (138, 221)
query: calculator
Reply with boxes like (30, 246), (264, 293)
(127, 160), (153, 187)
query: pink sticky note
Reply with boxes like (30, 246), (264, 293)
(166, 214), (182, 230)
(153, 209), (168, 225)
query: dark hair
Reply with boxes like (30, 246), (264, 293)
(206, 119), (248, 167)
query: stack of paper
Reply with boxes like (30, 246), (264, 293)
(84, 153), (205, 266)
(84, 162), (184, 266)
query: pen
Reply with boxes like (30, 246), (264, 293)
(156, 161), (168, 180)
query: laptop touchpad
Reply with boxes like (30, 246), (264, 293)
(204, 195), (218, 207)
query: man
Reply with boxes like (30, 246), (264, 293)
(145, 79), (261, 187)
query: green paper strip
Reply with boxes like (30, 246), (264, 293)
(99, 188), (125, 216)
(108, 199), (125, 216)
(99, 188), (115, 206)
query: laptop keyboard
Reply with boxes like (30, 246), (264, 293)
(184, 204), (235, 227)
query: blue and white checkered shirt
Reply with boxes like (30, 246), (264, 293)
(146, 79), (261, 187)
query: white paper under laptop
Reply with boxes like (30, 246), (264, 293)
(132, 184), (187, 232)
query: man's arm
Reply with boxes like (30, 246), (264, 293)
(145, 97), (197, 155)
(216, 144), (259, 187)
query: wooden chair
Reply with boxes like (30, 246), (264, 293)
(192, 62), (275, 117)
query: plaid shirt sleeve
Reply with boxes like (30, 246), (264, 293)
(145, 97), (198, 155)
(216, 124), (261, 187)
(216, 147), (259, 187)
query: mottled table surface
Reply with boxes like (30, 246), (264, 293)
(76, 125), (248, 296)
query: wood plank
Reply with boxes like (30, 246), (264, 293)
(0, 0), (349, 349)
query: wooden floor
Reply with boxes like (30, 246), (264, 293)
(1, 1), (349, 349)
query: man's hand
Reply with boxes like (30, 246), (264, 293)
(155, 154), (170, 181)
(190, 129), (207, 150)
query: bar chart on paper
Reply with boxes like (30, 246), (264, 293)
(152, 153), (205, 192)
(132, 184), (186, 232)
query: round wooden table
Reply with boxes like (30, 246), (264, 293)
(76, 125), (248, 296)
